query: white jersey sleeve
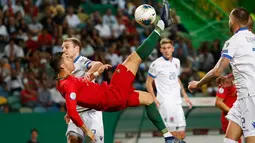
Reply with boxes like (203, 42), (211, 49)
(221, 37), (238, 60)
(148, 61), (158, 78)
(176, 58), (181, 76)
(79, 56), (92, 71)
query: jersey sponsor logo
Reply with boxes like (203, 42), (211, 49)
(219, 88), (224, 94)
(70, 92), (76, 100)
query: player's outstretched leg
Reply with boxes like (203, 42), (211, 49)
(122, 0), (172, 76)
(136, 90), (183, 143)
(122, 20), (165, 76)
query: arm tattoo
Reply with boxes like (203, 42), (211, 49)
(197, 58), (230, 87)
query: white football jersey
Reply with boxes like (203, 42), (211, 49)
(72, 55), (91, 112)
(221, 28), (255, 99)
(148, 57), (182, 104)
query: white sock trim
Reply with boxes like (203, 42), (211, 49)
(154, 29), (160, 36)
(163, 132), (173, 137)
(224, 138), (238, 143)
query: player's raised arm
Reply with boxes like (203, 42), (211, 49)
(64, 84), (96, 142)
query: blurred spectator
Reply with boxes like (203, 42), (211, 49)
(24, 0), (38, 17)
(38, 79), (53, 109)
(95, 18), (111, 39)
(103, 8), (117, 29)
(49, 82), (65, 111)
(105, 43), (122, 68)
(25, 32), (39, 53)
(0, 19), (8, 44)
(65, 6), (81, 28)
(21, 70), (39, 108)
(198, 42), (215, 72)
(27, 128), (40, 143)
(116, 8), (129, 27)
(112, 19), (126, 39)
(37, 28), (53, 53)
(28, 16), (43, 36)
(4, 39), (24, 62)
(6, 16), (18, 36)
(80, 39), (95, 59)
(5, 68), (23, 94)
(52, 37), (62, 54)
(211, 39), (221, 64)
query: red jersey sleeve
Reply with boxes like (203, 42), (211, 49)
(64, 83), (84, 127)
(216, 87), (226, 99)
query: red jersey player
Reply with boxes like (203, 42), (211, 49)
(49, 2), (183, 142)
(215, 74), (241, 143)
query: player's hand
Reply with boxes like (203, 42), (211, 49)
(154, 99), (160, 108)
(98, 64), (112, 74)
(84, 72), (92, 81)
(184, 97), (193, 109)
(188, 81), (199, 93)
(86, 130), (96, 142)
(64, 114), (70, 124)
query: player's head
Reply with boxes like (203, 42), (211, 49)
(49, 52), (75, 75)
(159, 38), (174, 59)
(247, 15), (254, 32)
(62, 38), (82, 61)
(30, 128), (38, 139)
(229, 7), (250, 33)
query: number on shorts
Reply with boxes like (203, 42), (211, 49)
(241, 117), (246, 129)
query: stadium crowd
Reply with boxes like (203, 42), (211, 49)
(0, 0), (227, 113)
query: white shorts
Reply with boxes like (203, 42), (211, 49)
(66, 110), (104, 142)
(226, 95), (255, 137)
(158, 102), (186, 132)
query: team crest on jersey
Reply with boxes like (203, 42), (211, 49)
(170, 117), (174, 123)
(175, 64), (178, 69)
(70, 92), (76, 100)
(219, 88), (224, 94)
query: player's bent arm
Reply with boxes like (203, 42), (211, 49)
(197, 57), (230, 87)
(87, 61), (103, 73)
(146, 76), (157, 100)
(215, 96), (231, 113)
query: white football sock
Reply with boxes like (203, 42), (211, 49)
(224, 138), (238, 143)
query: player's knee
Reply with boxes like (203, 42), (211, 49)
(68, 136), (81, 143)
(138, 92), (154, 105)
(178, 131), (186, 140)
(224, 138), (238, 143)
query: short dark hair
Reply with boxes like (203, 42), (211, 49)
(231, 7), (250, 25)
(49, 52), (64, 74)
(31, 128), (38, 134)
(63, 38), (82, 52)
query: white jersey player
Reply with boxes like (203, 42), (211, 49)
(61, 38), (104, 143)
(189, 7), (255, 143)
(146, 38), (192, 141)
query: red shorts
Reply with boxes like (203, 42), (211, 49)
(221, 115), (229, 133)
(105, 64), (140, 111)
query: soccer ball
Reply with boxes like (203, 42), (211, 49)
(135, 4), (156, 27)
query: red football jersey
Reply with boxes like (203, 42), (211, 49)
(216, 85), (237, 132)
(216, 85), (237, 108)
(57, 75), (109, 127)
